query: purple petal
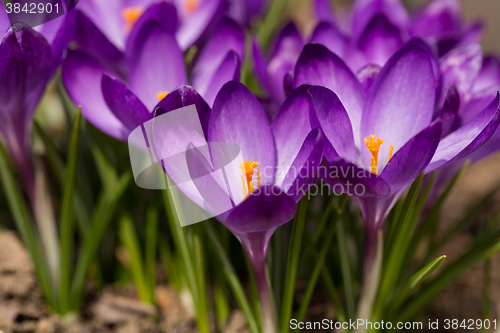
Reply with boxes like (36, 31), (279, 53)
(0, 4), (10, 34)
(272, 85), (313, 185)
(126, 2), (178, 59)
(410, 0), (462, 38)
(209, 81), (276, 185)
(438, 84), (460, 138)
(176, 0), (225, 51)
(225, 185), (296, 233)
(128, 22), (187, 111)
(46, 10), (76, 77)
(192, 17), (244, 103)
(270, 22), (304, 59)
(314, 0), (336, 24)
(155, 85), (211, 139)
(307, 85), (357, 163)
(251, 38), (270, 94)
(282, 129), (324, 202)
(0, 25), (51, 123)
(101, 74), (150, 132)
(294, 43), (366, 148)
(309, 21), (349, 59)
(380, 121), (442, 191)
(357, 14), (405, 67)
(195, 50), (241, 107)
(428, 93), (500, 172)
(356, 64), (381, 91)
(473, 55), (500, 93)
(320, 158), (390, 197)
(440, 44), (482, 98)
(361, 43), (436, 169)
(351, 0), (410, 42)
(62, 50), (128, 140)
(408, 38), (443, 102)
(75, 10), (127, 79)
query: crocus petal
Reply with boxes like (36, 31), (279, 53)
(438, 84), (460, 138)
(176, 0), (225, 51)
(0, 24), (52, 121)
(75, 11), (127, 79)
(195, 50), (241, 107)
(410, 0), (461, 37)
(101, 74), (150, 132)
(77, 0), (126, 49)
(361, 43), (436, 168)
(473, 55), (500, 93)
(224, 185), (296, 233)
(294, 43), (366, 148)
(357, 14), (405, 67)
(46, 10), (76, 77)
(0, 4), (10, 34)
(440, 44), (482, 98)
(251, 38), (270, 94)
(281, 129), (324, 202)
(307, 85), (357, 163)
(266, 23), (304, 104)
(428, 93), (500, 172)
(309, 21), (348, 59)
(126, 2), (178, 59)
(380, 121), (442, 191)
(356, 64), (381, 91)
(209, 81), (276, 185)
(272, 85), (313, 186)
(351, 0), (410, 42)
(62, 50), (128, 140)
(192, 17), (244, 102)
(320, 158), (390, 197)
(128, 22), (187, 111)
(314, 0), (336, 24)
(155, 85), (211, 139)
(408, 38), (442, 101)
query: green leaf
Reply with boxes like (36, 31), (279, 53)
(59, 108), (83, 314)
(390, 255), (446, 313)
(145, 207), (158, 302)
(0, 142), (54, 308)
(206, 222), (260, 333)
(398, 228), (500, 321)
(337, 214), (356, 319)
(119, 214), (152, 304)
(193, 224), (210, 333)
(374, 171), (425, 318)
(70, 172), (131, 309)
(280, 195), (308, 333)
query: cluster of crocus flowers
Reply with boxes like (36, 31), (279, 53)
(62, 2), (244, 141)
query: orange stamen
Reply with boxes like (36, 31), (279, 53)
(364, 135), (384, 175)
(122, 7), (144, 32)
(156, 91), (169, 101)
(186, 0), (199, 13)
(239, 160), (260, 199)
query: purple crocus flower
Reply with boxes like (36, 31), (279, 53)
(62, 2), (243, 141)
(294, 42), (500, 271)
(227, 0), (265, 27)
(0, 13), (75, 200)
(152, 81), (323, 332)
(77, 0), (225, 53)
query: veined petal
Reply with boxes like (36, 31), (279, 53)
(441, 44), (482, 98)
(428, 93), (500, 172)
(361, 43), (436, 168)
(75, 10), (127, 79)
(272, 85), (313, 186)
(155, 85), (211, 139)
(128, 21), (187, 111)
(309, 21), (349, 60)
(62, 50), (128, 140)
(101, 74), (150, 132)
(307, 85), (357, 163)
(380, 121), (441, 191)
(473, 55), (500, 93)
(439, 84), (460, 138)
(295, 43), (366, 148)
(225, 185), (296, 233)
(196, 50), (241, 107)
(192, 17), (244, 102)
(209, 81), (276, 185)
(356, 64), (381, 91)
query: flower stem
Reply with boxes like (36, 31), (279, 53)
(239, 230), (277, 333)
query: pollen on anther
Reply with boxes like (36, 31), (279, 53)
(122, 7), (144, 32)
(239, 160), (260, 199)
(156, 91), (169, 101)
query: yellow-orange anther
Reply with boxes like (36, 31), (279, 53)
(364, 135), (384, 175)
(156, 91), (169, 101)
(240, 160), (260, 198)
(185, 0), (199, 13)
(387, 144), (394, 165)
(122, 7), (144, 32)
